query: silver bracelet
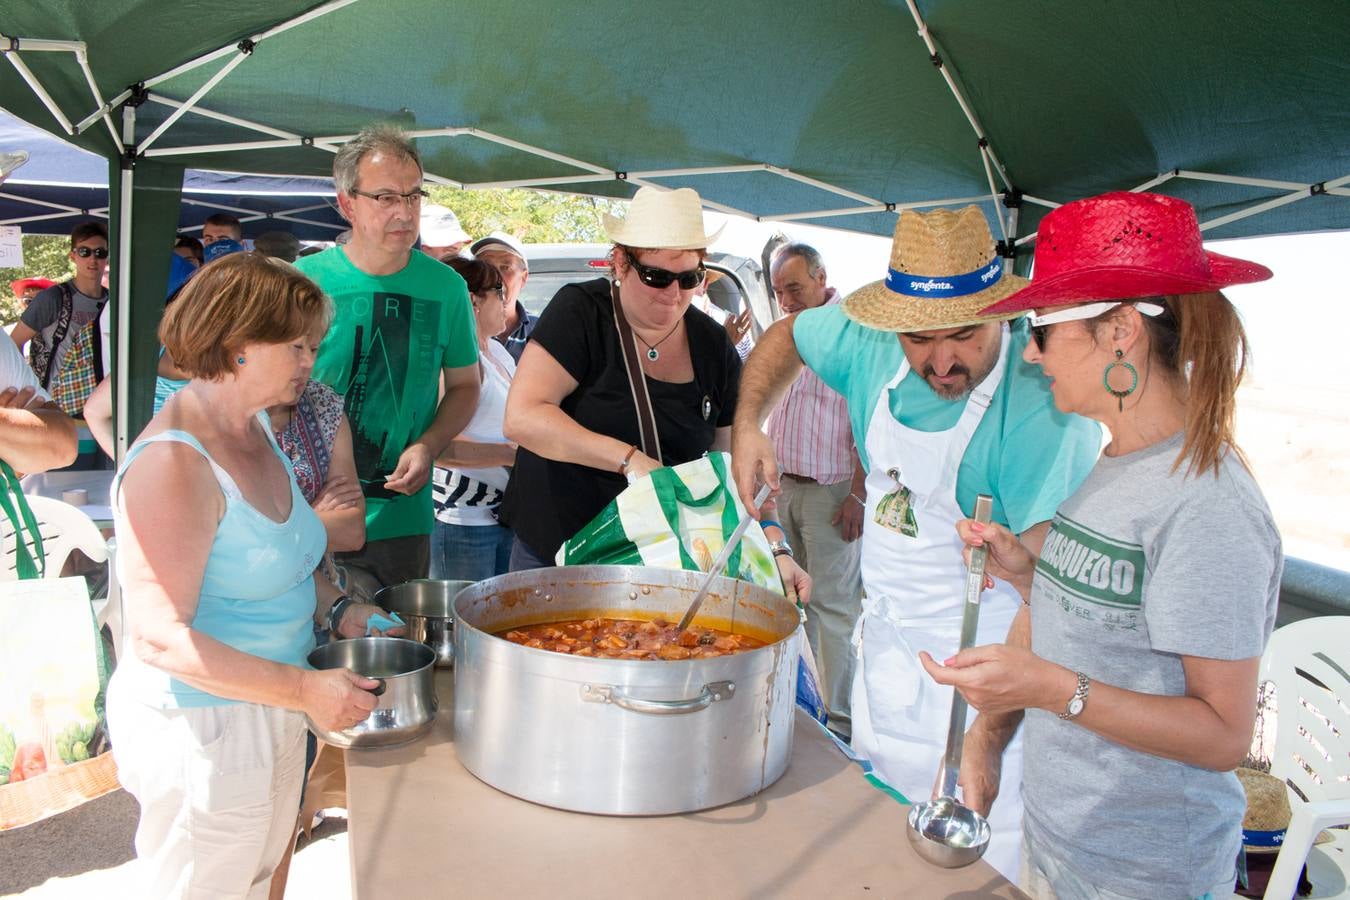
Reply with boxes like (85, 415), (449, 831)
(848, 492), (865, 507)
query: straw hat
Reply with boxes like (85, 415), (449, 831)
(841, 205), (1028, 332)
(1236, 767), (1334, 854)
(981, 191), (1272, 315)
(602, 186), (723, 251)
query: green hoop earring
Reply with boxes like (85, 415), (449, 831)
(1103, 349), (1137, 411)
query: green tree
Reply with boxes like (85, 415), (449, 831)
(428, 187), (618, 244)
(0, 234), (72, 324)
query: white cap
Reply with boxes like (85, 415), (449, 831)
(420, 204), (471, 246)
(470, 231), (528, 264)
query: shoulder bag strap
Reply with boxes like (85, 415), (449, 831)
(609, 280), (662, 461)
(0, 460), (45, 578)
(37, 283), (77, 388)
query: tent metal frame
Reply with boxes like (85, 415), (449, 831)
(3, 2), (1348, 453)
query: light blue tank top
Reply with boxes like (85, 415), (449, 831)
(113, 415), (328, 708)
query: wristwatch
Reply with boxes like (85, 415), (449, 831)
(1059, 671), (1090, 720)
(327, 594), (356, 635)
(768, 538), (793, 559)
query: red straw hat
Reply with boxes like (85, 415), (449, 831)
(981, 191), (1272, 315)
(10, 277), (56, 297)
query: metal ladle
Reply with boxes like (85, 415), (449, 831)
(906, 494), (995, 869)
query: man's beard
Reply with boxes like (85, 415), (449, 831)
(922, 357), (997, 400)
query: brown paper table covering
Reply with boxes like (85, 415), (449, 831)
(346, 669), (1024, 899)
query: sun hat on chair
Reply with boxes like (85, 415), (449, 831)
(602, 186), (723, 251)
(841, 205), (1027, 332)
(981, 191), (1272, 315)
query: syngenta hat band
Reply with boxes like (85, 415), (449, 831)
(886, 259), (1003, 299)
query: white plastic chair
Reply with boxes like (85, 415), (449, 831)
(0, 494), (109, 582)
(1260, 616), (1350, 899)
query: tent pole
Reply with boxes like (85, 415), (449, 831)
(1131, 172), (1178, 193)
(114, 105), (135, 464)
(147, 92), (302, 140)
(71, 48), (121, 145)
(139, 52), (252, 154)
(765, 165), (880, 206)
(468, 173), (617, 191)
(75, 88), (134, 136)
(1199, 172), (1350, 232)
(141, 0), (360, 91)
(901, 0), (1013, 192)
(143, 138), (302, 158)
(762, 194), (993, 223)
(1, 43), (76, 134)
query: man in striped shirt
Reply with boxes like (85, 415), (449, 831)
(765, 243), (866, 740)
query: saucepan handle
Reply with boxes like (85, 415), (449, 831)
(581, 680), (736, 715)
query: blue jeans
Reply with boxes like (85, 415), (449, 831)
(430, 520), (513, 582)
(508, 536), (555, 572)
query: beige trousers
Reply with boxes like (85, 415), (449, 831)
(108, 675), (307, 899)
(776, 476), (864, 734)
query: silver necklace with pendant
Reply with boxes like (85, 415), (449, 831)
(637, 320), (682, 361)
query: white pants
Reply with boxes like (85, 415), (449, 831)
(108, 672), (307, 899)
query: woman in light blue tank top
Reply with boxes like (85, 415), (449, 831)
(107, 254), (385, 899)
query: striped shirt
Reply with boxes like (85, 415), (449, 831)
(766, 288), (854, 485)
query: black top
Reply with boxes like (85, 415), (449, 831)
(499, 278), (742, 559)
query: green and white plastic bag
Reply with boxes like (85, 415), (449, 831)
(557, 452), (782, 592)
(557, 452), (829, 725)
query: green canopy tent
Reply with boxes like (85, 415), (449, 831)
(2, 0), (1348, 452)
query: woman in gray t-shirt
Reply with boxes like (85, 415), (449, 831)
(923, 192), (1282, 899)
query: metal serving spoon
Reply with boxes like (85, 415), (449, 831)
(675, 482), (773, 634)
(906, 494), (995, 868)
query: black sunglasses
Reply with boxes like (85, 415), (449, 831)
(74, 246), (109, 259)
(627, 255), (706, 290)
(1030, 324), (1049, 351)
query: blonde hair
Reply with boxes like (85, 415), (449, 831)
(160, 253), (332, 379)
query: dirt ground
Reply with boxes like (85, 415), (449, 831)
(1, 791), (351, 899)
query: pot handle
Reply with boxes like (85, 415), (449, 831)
(582, 680), (735, 715)
(368, 678), (386, 697)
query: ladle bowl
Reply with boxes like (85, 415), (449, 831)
(905, 796), (991, 868)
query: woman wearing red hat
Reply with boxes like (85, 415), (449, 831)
(923, 192), (1282, 898)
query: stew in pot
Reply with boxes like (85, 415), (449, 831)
(497, 618), (766, 660)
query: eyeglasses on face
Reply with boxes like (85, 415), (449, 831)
(1028, 299), (1166, 351)
(626, 254), (706, 290)
(349, 187), (429, 210)
(73, 246), (109, 259)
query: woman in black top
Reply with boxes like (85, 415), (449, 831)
(500, 187), (808, 599)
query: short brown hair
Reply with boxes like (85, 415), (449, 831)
(160, 253), (332, 380)
(70, 220), (108, 248)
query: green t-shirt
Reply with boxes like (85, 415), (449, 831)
(297, 247), (478, 541)
(792, 306), (1101, 533)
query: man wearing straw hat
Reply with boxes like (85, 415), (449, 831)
(731, 205), (1100, 881)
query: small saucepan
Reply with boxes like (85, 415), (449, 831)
(373, 579), (474, 668)
(305, 637), (438, 749)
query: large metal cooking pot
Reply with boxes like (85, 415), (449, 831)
(306, 637), (438, 749)
(373, 579), (473, 668)
(454, 565), (801, 815)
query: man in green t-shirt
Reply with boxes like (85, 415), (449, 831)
(731, 206), (1100, 882)
(297, 124), (480, 588)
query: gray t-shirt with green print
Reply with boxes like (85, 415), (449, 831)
(1022, 431), (1282, 898)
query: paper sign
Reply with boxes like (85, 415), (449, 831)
(0, 226), (21, 268)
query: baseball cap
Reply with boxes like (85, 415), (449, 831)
(470, 231), (528, 264)
(420, 204), (471, 247)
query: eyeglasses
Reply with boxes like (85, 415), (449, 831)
(627, 255), (706, 290)
(1028, 300), (1165, 351)
(349, 187), (429, 210)
(73, 246), (109, 259)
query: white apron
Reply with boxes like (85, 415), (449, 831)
(850, 327), (1025, 883)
